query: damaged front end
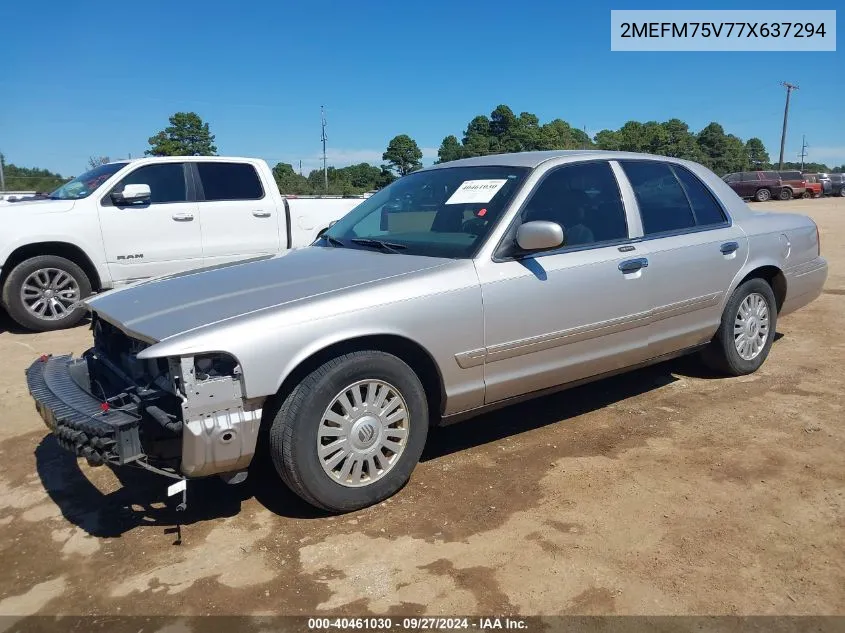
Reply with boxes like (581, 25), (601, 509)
(25, 314), (263, 483)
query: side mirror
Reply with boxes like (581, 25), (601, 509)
(380, 202), (402, 231)
(111, 183), (151, 205)
(515, 220), (564, 253)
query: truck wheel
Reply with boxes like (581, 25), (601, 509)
(779, 188), (793, 201)
(839, 188), (845, 197)
(701, 278), (777, 377)
(269, 350), (429, 512)
(754, 188), (771, 202)
(2, 255), (92, 332)
(802, 191), (812, 199)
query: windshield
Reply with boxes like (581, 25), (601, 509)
(322, 165), (530, 258)
(49, 162), (128, 200)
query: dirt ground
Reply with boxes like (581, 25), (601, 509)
(0, 197), (843, 620)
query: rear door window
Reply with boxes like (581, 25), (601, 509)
(620, 161), (695, 235)
(740, 172), (758, 181)
(196, 162), (265, 201)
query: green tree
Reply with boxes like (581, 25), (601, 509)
(696, 123), (748, 174)
(0, 154), (67, 192)
(779, 161), (831, 173)
(437, 135), (463, 163)
(383, 134), (423, 176)
(272, 162), (312, 195)
(462, 115), (494, 157)
(146, 112), (217, 156)
(745, 138), (770, 168)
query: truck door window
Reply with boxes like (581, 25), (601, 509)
(106, 163), (187, 205)
(196, 163), (265, 201)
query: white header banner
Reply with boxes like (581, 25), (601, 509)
(611, 10), (836, 52)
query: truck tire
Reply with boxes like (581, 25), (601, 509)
(2, 255), (92, 331)
(779, 188), (793, 201)
(701, 278), (778, 376)
(802, 191), (812, 199)
(754, 188), (771, 202)
(269, 350), (429, 512)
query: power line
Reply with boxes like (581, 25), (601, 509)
(778, 81), (799, 170)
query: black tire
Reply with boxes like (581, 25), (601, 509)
(1, 255), (92, 332)
(754, 188), (771, 202)
(802, 191), (811, 199)
(269, 350), (429, 512)
(839, 188), (845, 197)
(701, 278), (778, 376)
(779, 188), (793, 201)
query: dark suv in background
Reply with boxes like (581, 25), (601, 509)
(777, 170), (808, 198)
(723, 171), (788, 202)
(828, 173), (845, 196)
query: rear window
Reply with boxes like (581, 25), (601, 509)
(196, 162), (264, 201)
(762, 171), (780, 180)
(779, 171), (803, 180)
(740, 172), (758, 181)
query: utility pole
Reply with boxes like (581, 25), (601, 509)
(799, 135), (808, 171)
(778, 82), (798, 170)
(582, 126), (588, 150)
(0, 152), (5, 192)
(320, 105), (328, 193)
(299, 160), (302, 176)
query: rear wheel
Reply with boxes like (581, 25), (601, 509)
(779, 188), (793, 201)
(269, 350), (429, 512)
(754, 188), (771, 202)
(701, 278), (777, 376)
(839, 188), (845, 197)
(1, 255), (91, 331)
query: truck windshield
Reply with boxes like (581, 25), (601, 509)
(322, 165), (530, 258)
(49, 162), (128, 200)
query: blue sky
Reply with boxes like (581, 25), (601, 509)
(1, 0), (841, 177)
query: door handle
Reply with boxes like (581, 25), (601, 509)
(252, 210), (272, 218)
(172, 212), (194, 221)
(618, 257), (648, 274)
(720, 241), (739, 255)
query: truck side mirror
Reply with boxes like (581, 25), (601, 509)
(111, 183), (151, 205)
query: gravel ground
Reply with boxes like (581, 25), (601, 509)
(0, 197), (842, 620)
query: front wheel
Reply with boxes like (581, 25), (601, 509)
(701, 278), (778, 376)
(802, 191), (812, 199)
(269, 350), (429, 512)
(1, 255), (92, 331)
(839, 188), (845, 197)
(779, 188), (793, 201)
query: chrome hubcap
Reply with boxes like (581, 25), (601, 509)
(734, 292), (770, 361)
(21, 268), (81, 321)
(317, 379), (410, 488)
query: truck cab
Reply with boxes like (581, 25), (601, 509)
(0, 156), (364, 332)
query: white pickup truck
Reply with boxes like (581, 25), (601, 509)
(0, 156), (364, 332)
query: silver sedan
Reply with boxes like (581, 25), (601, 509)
(27, 150), (828, 512)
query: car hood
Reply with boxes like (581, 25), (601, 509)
(0, 199), (76, 213)
(86, 247), (450, 343)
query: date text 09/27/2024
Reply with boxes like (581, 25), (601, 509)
(307, 617), (528, 630)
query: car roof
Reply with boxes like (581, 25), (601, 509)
(422, 150), (698, 170)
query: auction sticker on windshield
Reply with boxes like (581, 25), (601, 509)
(446, 179), (508, 204)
